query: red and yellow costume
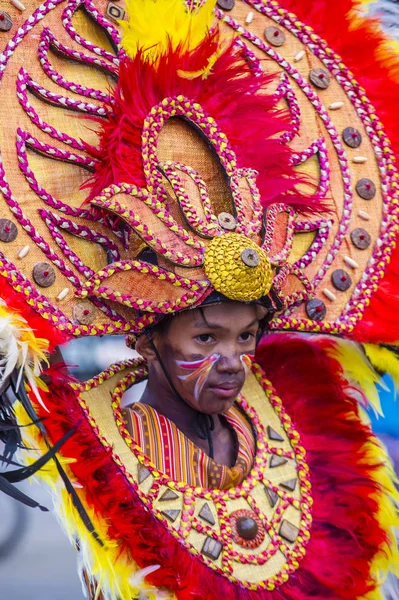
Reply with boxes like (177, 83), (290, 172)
(0, 0), (398, 598)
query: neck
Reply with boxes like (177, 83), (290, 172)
(140, 374), (225, 439)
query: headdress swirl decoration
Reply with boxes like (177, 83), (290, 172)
(0, 0), (397, 599)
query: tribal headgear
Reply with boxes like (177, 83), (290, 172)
(0, 0), (398, 349)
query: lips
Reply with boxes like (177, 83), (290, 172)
(208, 381), (242, 399)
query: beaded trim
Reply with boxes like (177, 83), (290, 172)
(72, 359), (312, 590)
(78, 259), (210, 312)
(216, 0), (399, 336)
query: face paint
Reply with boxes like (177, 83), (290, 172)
(176, 354), (221, 401)
(240, 353), (254, 374)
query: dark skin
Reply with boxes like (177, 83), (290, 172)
(135, 303), (260, 467)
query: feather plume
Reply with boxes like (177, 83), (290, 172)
(326, 337), (386, 416)
(120, 0), (217, 60)
(0, 300), (49, 412)
(364, 343), (399, 389)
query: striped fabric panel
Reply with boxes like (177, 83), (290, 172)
(123, 403), (255, 489)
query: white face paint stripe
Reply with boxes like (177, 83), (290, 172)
(176, 354), (221, 401)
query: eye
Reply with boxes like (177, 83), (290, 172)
(239, 331), (255, 342)
(196, 334), (215, 344)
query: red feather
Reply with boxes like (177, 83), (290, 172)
(0, 273), (71, 351)
(84, 34), (320, 213)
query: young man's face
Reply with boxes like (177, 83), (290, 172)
(143, 303), (261, 415)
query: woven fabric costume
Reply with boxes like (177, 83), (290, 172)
(0, 0), (399, 598)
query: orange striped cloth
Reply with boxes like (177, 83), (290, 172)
(123, 403), (255, 489)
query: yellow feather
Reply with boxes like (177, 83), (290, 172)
(364, 343), (399, 390)
(327, 339), (384, 415)
(120, 0), (216, 59)
(360, 438), (399, 599)
(15, 403), (168, 600)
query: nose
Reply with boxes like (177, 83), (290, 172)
(216, 350), (243, 374)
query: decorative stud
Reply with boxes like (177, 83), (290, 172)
(280, 478), (297, 492)
(138, 464), (150, 484)
(305, 298), (326, 321)
(331, 269), (352, 291)
(343, 255), (359, 269)
(279, 519), (299, 543)
(350, 228), (371, 250)
(236, 515), (258, 540)
(10, 0), (25, 12)
(329, 101), (344, 110)
(199, 503), (215, 526)
(216, 0), (235, 10)
(73, 302), (94, 325)
(0, 11), (13, 31)
(270, 455), (288, 468)
(32, 262), (56, 288)
(342, 127), (362, 148)
(0, 219), (18, 242)
(355, 178), (376, 200)
(106, 1), (125, 21)
(245, 11), (254, 24)
(267, 426), (284, 442)
(230, 509), (265, 549)
(218, 212), (236, 230)
(265, 26), (285, 47)
(265, 486), (279, 508)
(352, 156), (368, 164)
(294, 50), (305, 62)
(17, 245), (30, 259)
(358, 210), (371, 221)
(309, 67), (330, 89)
(57, 287), (70, 301)
(162, 509), (180, 523)
(322, 288), (337, 302)
(159, 489), (179, 502)
(201, 536), (223, 560)
(241, 248), (260, 267)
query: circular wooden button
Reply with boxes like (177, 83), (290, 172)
(265, 26), (286, 47)
(309, 67), (330, 89)
(342, 127), (362, 148)
(241, 248), (260, 267)
(0, 219), (18, 242)
(355, 178), (376, 200)
(73, 302), (94, 325)
(331, 269), (352, 291)
(306, 298), (326, 320)
(350, 228), (371, 250)
(0, 12), (12, 32)
(33, 262), (56, 287)
(218, 212), (236, 230)
(236, 516), (258, 540)
(216, 0), (234, 10)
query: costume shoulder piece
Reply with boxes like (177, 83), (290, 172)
(0, 0), (398, 599)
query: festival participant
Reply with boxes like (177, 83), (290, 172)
(0, 0), (398, 599)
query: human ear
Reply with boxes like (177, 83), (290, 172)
(135, 332), (158, 362)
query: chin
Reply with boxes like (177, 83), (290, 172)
(203, 393), (237, 415)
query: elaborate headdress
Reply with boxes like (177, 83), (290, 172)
(0, 0), (398, 598)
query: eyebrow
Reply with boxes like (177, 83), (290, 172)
(193, 316), (258, 330)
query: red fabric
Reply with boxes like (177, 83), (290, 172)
(0, 273), (71, 350)
(84, 34), (321, 213)
(38, 332), (390, 599)
(275, 0), (399, 343)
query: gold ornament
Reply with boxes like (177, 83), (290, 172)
(204, 233), (272, 301)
